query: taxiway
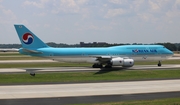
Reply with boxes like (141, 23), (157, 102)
(0, 79), (180, 99)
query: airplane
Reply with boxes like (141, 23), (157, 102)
(14, 24), (173, 75)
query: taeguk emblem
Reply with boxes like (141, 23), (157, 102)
(22, 33), (34, 45)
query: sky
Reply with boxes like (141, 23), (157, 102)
(0, 0), (180, 44)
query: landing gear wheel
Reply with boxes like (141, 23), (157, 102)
(92, 64), (96, 68)
(99, 64), (103, 68)
(92, 64), (103, 68)
(157, 61), (161, 67)
(104, 65), (112, 68)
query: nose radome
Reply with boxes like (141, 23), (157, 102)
(167, 49), (173, 55)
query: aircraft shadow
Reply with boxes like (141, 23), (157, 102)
(24, 67), (130, 75)
(94, 67), (129, 75)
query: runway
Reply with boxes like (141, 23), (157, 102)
(0, 64), (180, 74)
(1, 92), (180, 105)
(0, 76), (179, 104)
(0, 79), (180, 99)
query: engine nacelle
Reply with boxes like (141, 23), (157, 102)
(111, 57), (134, 67)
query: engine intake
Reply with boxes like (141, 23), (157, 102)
(111, 57), (134, 67)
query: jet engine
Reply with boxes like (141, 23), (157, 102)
(111, 57), (134, 67)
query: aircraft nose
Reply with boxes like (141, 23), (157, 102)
(167, 49), (173, 55)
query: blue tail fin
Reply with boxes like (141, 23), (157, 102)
(14, 25), (49, 49)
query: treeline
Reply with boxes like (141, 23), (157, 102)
(47, 42), (80, 47)
(80, 42), (180, 51)
(0, 44), (21, 48)
(0, 42), (179, 51)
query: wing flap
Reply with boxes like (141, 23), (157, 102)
(90, 56), (112, 63)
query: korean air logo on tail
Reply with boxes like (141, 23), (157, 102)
(22, 33), (34, 45)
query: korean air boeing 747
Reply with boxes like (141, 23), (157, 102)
(14, 25), (173, 69)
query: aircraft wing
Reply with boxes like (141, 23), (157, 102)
(91, 56), (112, 63)
(92, 56), (130, 64)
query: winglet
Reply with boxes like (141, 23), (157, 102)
(14, 25), (49, 49)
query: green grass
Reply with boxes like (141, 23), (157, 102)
(73, 97), (180, 105)
(0, 53), (45, 60)
(0, 56), (46, 60)
(0, 69), (180, 84)
(0, 52), (21, 56)
(0, 62), (91, 68)
(0, 57), (46, 60)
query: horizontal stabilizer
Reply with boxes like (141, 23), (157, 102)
(22, 48), (43, 54)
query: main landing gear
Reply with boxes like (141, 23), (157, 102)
(104, 64), (112, 68)
(92, 63), (103, 68)
(157, 61), (161, 67)
(92, 63), (112, 68)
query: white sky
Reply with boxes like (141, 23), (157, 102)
(0, 0), (180, 44)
